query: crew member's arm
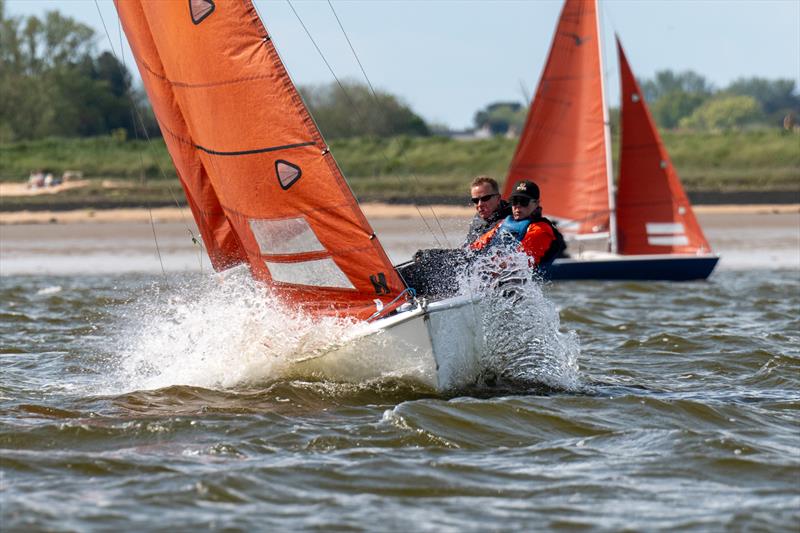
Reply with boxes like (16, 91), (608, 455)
(518, 222), (555, 265)
(469, 222), (501, 251)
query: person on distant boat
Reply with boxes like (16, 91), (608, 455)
(469, 180), (565, 268)
(463, 175), (512, 246)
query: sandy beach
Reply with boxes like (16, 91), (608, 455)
(0, 202), (798, 225)
(1, 205), (797, 275)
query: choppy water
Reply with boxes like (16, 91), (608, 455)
(2, 262), (798, 531)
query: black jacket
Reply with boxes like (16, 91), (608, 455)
(462, 200), (512, 246)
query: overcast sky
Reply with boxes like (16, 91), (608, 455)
(7, 0), (800, 129)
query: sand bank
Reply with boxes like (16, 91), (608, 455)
(1, 202), (798, 225)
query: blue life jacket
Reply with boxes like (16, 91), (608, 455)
(498, 216), (532, 242)
(479, 215), (531, 251)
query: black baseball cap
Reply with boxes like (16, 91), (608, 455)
(509, 180), (540, 201)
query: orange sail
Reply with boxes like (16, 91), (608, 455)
(505, 0), (612, 238)
(115, 0), (406, 320)
(616, 39), (712, 255)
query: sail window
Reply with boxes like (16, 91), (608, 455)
(646, 223), (685, 234)
(190, 0), (215, 25)
(264, 258), (355, 289)
(648, 235), (690, 246)
(646, 222), (688, 246)
(276, 160), (301, 190)
(249, 217), (325, 255)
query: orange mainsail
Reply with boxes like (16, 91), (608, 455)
(504, 0), (612, 238)
(616, 39), (711, 255)
(115, 0), (406, 320)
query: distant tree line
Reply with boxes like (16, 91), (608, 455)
(3, 4), (796, 143)
(475, 70), (800, 134)
(0, 5), (428, 143)
(641, 70), (799, 130)
(0, 2), (158, 142)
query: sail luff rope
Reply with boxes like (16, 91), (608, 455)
(284, 0), (448, 249)
(325, 0), (453, 249)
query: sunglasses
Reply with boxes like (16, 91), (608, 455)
(471, 193), (498, 205)
(511, 197), (533, 207)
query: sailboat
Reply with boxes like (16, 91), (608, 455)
(503, 0), (719, 281)
(114, 0), (486, 391)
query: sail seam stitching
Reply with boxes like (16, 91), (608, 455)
(194, 141), (315, 156)
(137, 57), (274, 88)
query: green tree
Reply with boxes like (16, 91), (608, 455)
(300, 80), (429, 138)
(0, 4), (144, 140)
(640, 70), (713, 102)
(650, 90), (708, 129)
(724, 77), (799, 124)
(473, 102), (527, 135)
(679, 95), (763, 131)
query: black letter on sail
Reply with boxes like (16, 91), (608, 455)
(370, 273), (390, 295)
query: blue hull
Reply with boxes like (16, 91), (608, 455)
(544, 255), (719, 281)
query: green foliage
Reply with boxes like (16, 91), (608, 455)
(0, 6), (153, 141)
(724, 77), (800, 124)
(0, 136), (173, 180)
(640, 70), (799, 131)
(640, 70), (713, 102)
(2, 131), (797, 206)
(679, 95), (763, 131)
(299, 80), (429, 138)
(650, 91), (708, 129)
(473, 102), (527, 135)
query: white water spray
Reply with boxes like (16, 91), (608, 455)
(108, 247), (579, 394)
(459, 246), (581, 390)
(109, 268), (373, 392)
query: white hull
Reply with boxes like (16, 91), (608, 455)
(287, 295), (485, 391)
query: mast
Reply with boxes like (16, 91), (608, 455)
(596, 0), (618, 254)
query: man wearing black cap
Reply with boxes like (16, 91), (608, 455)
(469, 180), (565, 267)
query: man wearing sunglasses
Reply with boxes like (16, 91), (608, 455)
(463, 176), (512, 246)
(469, 180), (565, 267)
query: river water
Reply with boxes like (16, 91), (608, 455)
(1, 214), (799, 531)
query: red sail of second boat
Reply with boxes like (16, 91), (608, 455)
(616, 39), (712, 256)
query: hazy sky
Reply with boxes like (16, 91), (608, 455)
(7, 0), (800, 129)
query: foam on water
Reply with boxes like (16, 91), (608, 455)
(108, 267), (366, 392)
(461, 247), (581, 390)
(106, 250), (580, 394)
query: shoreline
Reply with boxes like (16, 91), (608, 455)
(0, 203), (798, 225)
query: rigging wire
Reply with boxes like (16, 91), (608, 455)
(324, 0), (454, 248)
(325, 0), (454, 248)
(94, 0), (206, 274)
(322, 1), (483, 321)
(286, 0), (451, 249)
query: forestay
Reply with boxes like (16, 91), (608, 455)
(115, 0), (406, 320)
